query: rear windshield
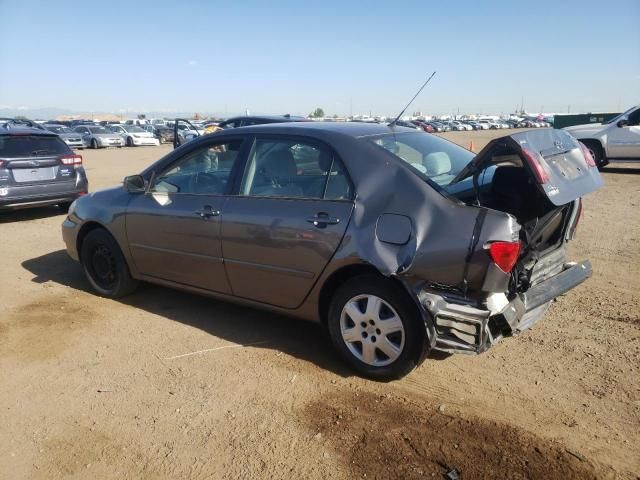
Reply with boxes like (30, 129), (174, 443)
(0, 136), (71, 157)
(365, 132), (474, 187)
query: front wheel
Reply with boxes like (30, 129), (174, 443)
(327, 275), (429, 381)
(91, 139), (99, 149)
(80, 228), (138, 298)
(582, 140), (608, 169)
(126, 137), (135, 147)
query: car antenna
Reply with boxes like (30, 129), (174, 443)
(388, 71), (436, 127)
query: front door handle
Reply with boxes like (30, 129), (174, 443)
(306, 212), (340, 227)
(195, 205), (220, 219)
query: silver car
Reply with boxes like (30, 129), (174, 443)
(43, 124), (85, 149)
(74, 125), (124, 149)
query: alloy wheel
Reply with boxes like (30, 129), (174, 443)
(340, 294), (405, 366)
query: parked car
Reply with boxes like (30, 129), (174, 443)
(43, 124), (85, 149)
(411, 121), (434, 133)
(109, 125), (160, 147)
(450, 121), (472, 131)
(427, 121), (448, 132)
(564, 104), (640, 168)
(61, 122), (601, 380)
(74, 125), (124, 149)
(218, 114), (308, 129)
(142, 125), (175, 144)
(0, 125), (88, 211)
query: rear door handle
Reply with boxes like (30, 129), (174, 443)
(195, 205), (220, 219)
(306, 213), (340, 227)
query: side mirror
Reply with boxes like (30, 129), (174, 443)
(617, 119), (628, 128)
(123, 174), (146, 193)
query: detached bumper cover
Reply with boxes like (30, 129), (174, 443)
(422, 260), (592, 354)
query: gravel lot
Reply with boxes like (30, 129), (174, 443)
(1, 130), (638, 479)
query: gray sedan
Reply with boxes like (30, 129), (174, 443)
(43, 124), (85, 149)
(73, 125), (124, 149)
(61, 122), (602, 380)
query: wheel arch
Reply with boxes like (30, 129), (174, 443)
(76, 221), (110, 261)
(317, 263), (421, 327)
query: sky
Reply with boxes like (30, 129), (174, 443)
(0, 0), (639, 117)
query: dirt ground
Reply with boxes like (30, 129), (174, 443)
(1, 130), (638, 479)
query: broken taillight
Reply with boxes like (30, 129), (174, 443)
(489, 241), (521, 273)
(578, 141), (597, 168)
(521, 147), (549, 184)
(60, 154), (83, 166)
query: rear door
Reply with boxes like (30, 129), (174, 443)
(452, 129), (603, 206)
(221, 135), (354, 308)
(125, 136), (248, 293)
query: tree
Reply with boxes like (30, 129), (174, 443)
(309, 108), (325, 118)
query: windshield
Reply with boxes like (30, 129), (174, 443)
(603, 105), (638, 125)
(126, 126), (145, 132)
(88, 127), (111, 134)
(365, 132), (475, 187)
(0, 136), (70, 157)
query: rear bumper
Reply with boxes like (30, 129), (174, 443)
(0, 172), (88, 211)
(421, 260), (592, 354)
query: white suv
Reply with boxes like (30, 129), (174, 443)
(564, 105), (640, 168)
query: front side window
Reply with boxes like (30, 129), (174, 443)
(240, 138), (352, 200)
(152, 139), (243, 195)
(366, 132), (474, 188)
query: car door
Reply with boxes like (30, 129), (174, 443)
(607, 107), (640, 158)
(125, 136), (249, 293)
(221, 135), (354, 308)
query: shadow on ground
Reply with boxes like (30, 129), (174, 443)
(0, 206), (66, 223)
(22, 249), (355, 377)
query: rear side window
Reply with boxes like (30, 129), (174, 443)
(0, 136), (71, 157)
(240, 138), (352, 200)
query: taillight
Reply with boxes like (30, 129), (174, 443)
(489, 241), (521, 273)
(521, 148), (549, 184)
(578, 141), (597, 168)
(60, 154), (82, 166)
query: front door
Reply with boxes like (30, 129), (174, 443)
(125, 137), (246, 293)
(608, 107), (640, 158)
(221, 136), (354, 308)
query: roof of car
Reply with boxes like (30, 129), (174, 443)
(0, 126), (58, 136)
(223, 120), (415, 138)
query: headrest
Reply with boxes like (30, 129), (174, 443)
(424, 152), (451, 176)
(261, 149), (297, 180)
(318, 150), (333, 172)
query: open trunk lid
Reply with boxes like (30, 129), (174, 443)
(451, 129), (603, 206)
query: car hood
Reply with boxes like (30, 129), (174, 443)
(59, 132), (82, 139)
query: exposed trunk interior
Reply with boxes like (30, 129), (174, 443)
(451, 145), (576, 294)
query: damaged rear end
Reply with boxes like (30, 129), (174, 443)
(417, 129), (603, 354)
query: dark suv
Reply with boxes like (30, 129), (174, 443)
(0, 126), (88, 211)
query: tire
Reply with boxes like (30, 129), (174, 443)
(57, 201), (72, 212)
(80, 228), (138, 298)
(91, 139), (99, 149)
(126, 137), (134, 147)
(581, 140), (608, 169)
(327, 275), (429, 381)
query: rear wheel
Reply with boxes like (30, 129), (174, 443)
(80, 228), (138, 298)
(327, 275), (428, 381)
(581, 140), (608, 169)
